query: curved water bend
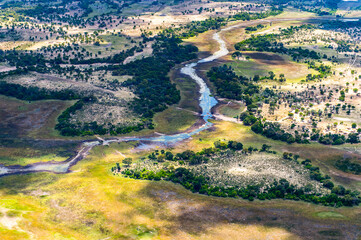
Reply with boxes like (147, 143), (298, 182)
(0, 28), (231, 176)
(180, 31), (229, 122)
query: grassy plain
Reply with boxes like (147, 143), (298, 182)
(218, 101), (245, 117)
(0, 96), (82, 166)
(87, 2), (117, 19)
(83, 34), (139, 58)
(0, 95), (74, 139)
(229, 52), (318, 82)
(183, 30), (218, 56)
(0, 137), (358, 239)
(152, 107), (198, 134)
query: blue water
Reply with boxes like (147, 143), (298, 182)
(0, 29), (230, 176)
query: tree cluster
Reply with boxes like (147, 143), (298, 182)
(120, 145), (360, 207)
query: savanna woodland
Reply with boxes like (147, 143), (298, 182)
(0, 0), (360, 239)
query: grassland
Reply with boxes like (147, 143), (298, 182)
(0, 78), (199, 166)
(183, 30), (218, 57)
(0, 137), (80, 167)
(87, 2), (117, 19)
(218, 19), (321, 83)
(152, 107), (199, 134)
(0, 154), (67, 167)
(83, 34), (139, 58)
(0, 95), (74, 139)
(218, 101), (245, 118)
(228, 52), (319, 82)
(0, 136), (358, 239)
(0, 96), (83, 166)
(1, 90), (359, 239)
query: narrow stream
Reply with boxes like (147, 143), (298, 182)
(0, 25), (234, 176)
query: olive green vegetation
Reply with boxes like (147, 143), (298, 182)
(153, 107), (198, 134)
(218, 103), (245, 118)
(0, 154), (67, 166)
(179, 121), (361, 191)
(146, 67), (202, 134)
(227, 60), (268, 78)
(0, 138), (358, 239)
(0, 95), (75, 139)
(121, 139), (360, 207)
(227, 54), (318, 82)
(172, 75), (201, 113)
(84, 34), (138, 55)
(316, 211), (345, 219)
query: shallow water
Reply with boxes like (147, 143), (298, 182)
(0, 25), (232, 176)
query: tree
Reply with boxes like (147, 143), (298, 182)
(243, 115), (257, 125)
(347, 133), (359, 144)
(332, 185), (346, 195)
(268, 71), (275, 80)
(251, 121), (263, 134)
(231, 51), (242, 60)
(228, 140), (243, 150)
(253, 75), (260, 82)
(279, 73), (286, 82)
(122, 158), (133, 167)
(323, 180), (334, 189)
(261, 144), (271, 152)
(165, 151), (174, 160)
(214, 140), (227, 150)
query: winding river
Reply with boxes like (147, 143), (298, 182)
(0, 22), (245, 176)
(0, 16), (341, 176)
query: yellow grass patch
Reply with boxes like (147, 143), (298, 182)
(197, 224), (299, 240)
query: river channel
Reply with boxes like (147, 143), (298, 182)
(0, 22), (250, 176)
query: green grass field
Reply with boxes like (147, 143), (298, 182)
(87, 2), (117, 19)
(0, 154), (67, 166)
(227, 60), (268, 78)
(83, 34), (138, 58)
(227, 52), (318, 83)
(218, 102), (245, 118)
(316, 211), (345, 219)
(0, 137), (358, 239)
(153, 107), (198, 134)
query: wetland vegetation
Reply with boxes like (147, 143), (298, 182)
(0, 0), (360, 239)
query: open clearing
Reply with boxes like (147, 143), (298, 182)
(227, 52), (318, 81)
(0, 95), (73, 139)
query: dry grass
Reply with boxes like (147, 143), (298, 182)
(0, 143), (357, 239)
(132, 151), (327, 194)
(3, 72), (139, 128)
(172, 120), (361, 191)
(196, 224), (299, 240)
(218, 101), (245, 117)
(183, 29), (218, 55)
